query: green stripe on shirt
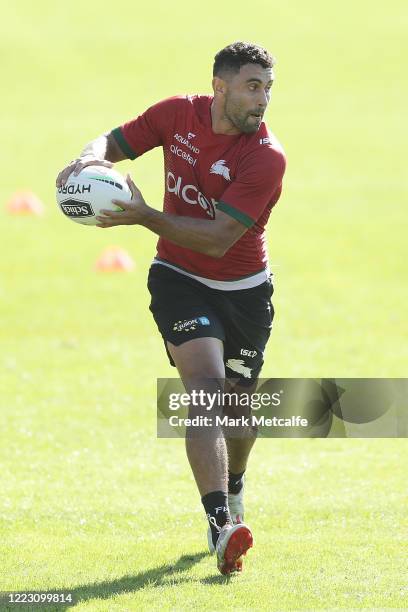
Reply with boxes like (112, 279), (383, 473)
(111, 127), (137, 160)
(216, 200), (255, 228)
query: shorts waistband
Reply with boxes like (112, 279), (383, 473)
(151, 259), (271, 291)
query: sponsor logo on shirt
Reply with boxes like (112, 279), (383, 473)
(259, 137), (271, 145)
(170, 144), (197, 167)
(173, 133), (200, 154)
(188, 132), (195, 139)
(173, 316), (210, 332)
(210, 160), (231, 181)
(226, 359), (252, 378)
(166, 171), (216, 219)
(170, 145), (197, 166)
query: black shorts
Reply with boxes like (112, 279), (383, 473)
(147, 264), (274, 385)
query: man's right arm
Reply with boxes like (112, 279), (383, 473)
(56, 131), (127, 187)
(57, 97), (179, 187)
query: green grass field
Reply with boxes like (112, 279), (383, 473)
(1, 1), (407, 610)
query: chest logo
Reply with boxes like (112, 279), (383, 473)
(210, 160), (231, 181)
(166, 171), (216, 219)
(173, 133), (199, 154)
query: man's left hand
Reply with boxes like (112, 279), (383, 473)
(96, 174), (149, 227)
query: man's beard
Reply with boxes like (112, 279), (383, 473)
(224, 97), (262, 134)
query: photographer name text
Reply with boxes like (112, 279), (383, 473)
(168, 415), (308, 427)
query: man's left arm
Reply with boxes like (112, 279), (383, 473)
(97, 148), (286, 257)
(96, 174), (246, 258)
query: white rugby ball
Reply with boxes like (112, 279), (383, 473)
(56, 165), (132, 225)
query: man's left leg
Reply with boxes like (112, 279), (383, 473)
(219, 275), (274, 527)
(223, 380), (258, 525)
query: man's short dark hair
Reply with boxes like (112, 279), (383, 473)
(213, 41), (276, 77)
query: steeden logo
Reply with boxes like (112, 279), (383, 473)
(60, 200), (94, 218)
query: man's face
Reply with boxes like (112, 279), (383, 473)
(222, 63), (274, 134)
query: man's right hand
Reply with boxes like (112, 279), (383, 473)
(56, 157), (113, 188)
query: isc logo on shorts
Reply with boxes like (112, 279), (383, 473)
(173, 316), (210, 332)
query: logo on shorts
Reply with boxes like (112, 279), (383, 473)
(173, 316), (210, 333)
(210, 160), (231, 181)
(226, 359), (252, 378)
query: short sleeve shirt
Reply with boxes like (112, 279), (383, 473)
(112, 95), (286, 281)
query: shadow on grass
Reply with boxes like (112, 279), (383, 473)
(200, 573), (232, 585)
(3, 551), (206, 611)
(0, 550), (235, 611)
(65, 551), (209, 609)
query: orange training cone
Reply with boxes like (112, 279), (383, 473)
(6, 191), (45, 215)
(95, 246), (135, 272)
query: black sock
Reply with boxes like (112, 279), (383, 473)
(228, 470), (245, 494)
(201, 490), (231, 547)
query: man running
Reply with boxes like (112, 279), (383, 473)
(56, 41), (286, 575)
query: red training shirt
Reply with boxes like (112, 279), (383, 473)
(111, 95), (286, 285)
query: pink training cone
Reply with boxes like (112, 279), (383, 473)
(95, 246), (135, 272)
(6, 191), (45, 215)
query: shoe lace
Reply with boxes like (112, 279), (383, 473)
(208, 516), (221, 533)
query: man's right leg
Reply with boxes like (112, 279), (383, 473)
(167, 337), (253, 573)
